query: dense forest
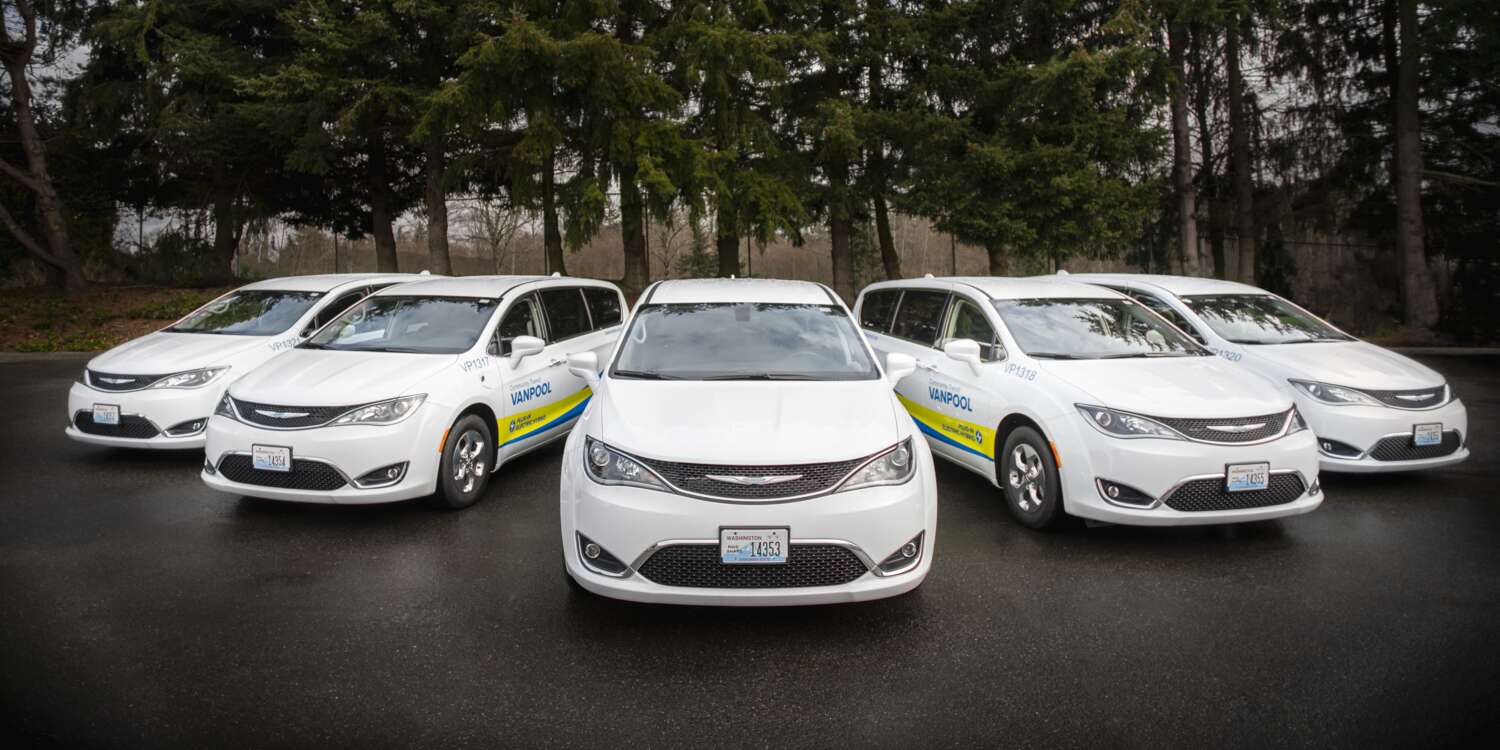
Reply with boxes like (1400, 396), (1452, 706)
(0, 1), (1496, 336)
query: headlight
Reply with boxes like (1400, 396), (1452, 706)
(147, 367), (230, 389)
(331, 394), (426, 426)
(1076, 404), (1182, 440)
(584, 436), (670, 491)
(837, 439), (916, 492)
(1288, 379), (1380, 406)
(214, 393), (237, 419)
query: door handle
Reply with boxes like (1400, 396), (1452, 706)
(548, 357), (567, 368)
(916, 360), (938, 371)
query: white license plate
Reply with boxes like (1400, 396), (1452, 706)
(1413, 422), (1443, 447)
(91, 404), (120, 426)
(252, 444), (292, 473)
(1225, 462), (1270, 492)
(720, 528), (789, 565)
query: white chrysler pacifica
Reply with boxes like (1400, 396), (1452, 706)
(202, 275), (624, 508)
(1069, 273), (1470, 473)
(855, 276), (1322, 529)
(67, 273), (424, 449)
(560, 278), (936, 606)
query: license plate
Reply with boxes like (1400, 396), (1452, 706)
(1413, 422), (1443, 447)
(252, 444), (292, 473)
(720, 528), (789, 565)
(1225, 462), (1270, 492)
(91, 404), (120, 426)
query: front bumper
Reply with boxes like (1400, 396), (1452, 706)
(65, 381), (219, 450)
(199, 409), (446, 504)
(559, 435), (938, 606)
(1299, 396), (1469, 473)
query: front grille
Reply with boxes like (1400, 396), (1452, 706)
(636, 544), (869, 588)
(1155, 409), (1292, 443)
(73, 411), (159, 439)
(1361, 385), (1446, 409)
(231, 398), (353, 429)
(1368, 431), (1461, 461)
(87, 370), (165, 392)
(1163, 472), (1307, 512)
(638, 456), (865, 500)
(216, 454), (347, 491)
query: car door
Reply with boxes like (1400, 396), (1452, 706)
(489, 292), (563, 459)
(880, 288), (962, 462)
(498, 287), (594, 460)
(579, 285), (626, 370)
(924, 292), (1005, 470)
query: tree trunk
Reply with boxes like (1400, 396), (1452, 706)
(830, 213), (855, 304)
(423, 134), (452, 275)
(715, 206), (739, 277)
(874, 195), (901, 280)
(1227, 22), (1257, 285)
(1192, 25), (1228, 278)
(211, 175), (244, 280)
(543, 146), (565, 276)
(620, 161), (648, 294)
(1391, 0), (1440, 329)
(985, 242), (1010, 276)
(1168, 21), (1200, 277)
(368, 131), (399, 272)
(0, 52), (86, 292)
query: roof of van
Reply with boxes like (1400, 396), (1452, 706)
(240, 273), (426, 293)
(866, 276), (1127, 301)
(646, 278), (838, 305)
(368, 275), (618, 298)
(1062, 272), (1266, 296)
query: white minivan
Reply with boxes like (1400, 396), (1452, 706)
(560, 278), (937, 605)
(202, 275), (624, 508)
(1068, 273), (1470, 473)
(855, 276), (1322, 529)
(67, 273), (424, 449)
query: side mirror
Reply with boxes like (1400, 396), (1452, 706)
(568, 352), (601, 383)
(509, 335), (545, 363)
(299, 325), (316, 339)
(885, 352), (916, 385)
(944, 338), (984, 374)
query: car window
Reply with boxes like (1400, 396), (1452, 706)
(302, 296), (500, 354)
(859, 290), (900, 332)
(311, 291), (367, 330)
(496, 295), (544, 354)
(167, 290), (323, 336)
(1128, 291), (1206, 345)
(1179, 294), (1352, 345)
(943, 298), (1000, 360)
(992, 297), (1208, 359)
(540, 288), (589, 341)
(582, 287), (622, 329)
(890, 290), (949, 346)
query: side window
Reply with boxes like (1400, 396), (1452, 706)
(890, 290), (949, 347)
(582, 287), (622, 329)
(540, 288), (590, 341)
(310, 291), (366, 330)
(1131, 291), (1207, 345)
(495, 295), (544, 355)
(943, 298), (1000, 360)
(859, 290), (900, 332)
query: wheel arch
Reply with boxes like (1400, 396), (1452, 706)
(452, 401), (500, 465)
(995, 412), (1064, 503)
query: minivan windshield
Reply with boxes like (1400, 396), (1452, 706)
(301, 296), (499, 354)
(1180, 294), (1352, 345)
(992, 297), (1208, 360)
(611, 303), (880, 380)
(167, 290), (323, 336)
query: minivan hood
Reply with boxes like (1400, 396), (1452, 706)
(230, 349), (454, 406)
(597, 379), (901, 464)
(1042, 357), (1291, 418)
(1244, 340), (1443, 389)
(88, 331), (267, 374)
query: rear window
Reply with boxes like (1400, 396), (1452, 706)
(890, 290), (948, 346)
(859, 290), (900, 332)
(583, 287), (622, 328)
(541, 288), (589, 340)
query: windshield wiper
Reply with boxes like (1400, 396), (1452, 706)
(298, 342), (329, 350)
(612, 369), (680, 380)
(1095, 351), (1192, 359)
(697, 373), (821, 381)
(1028, 352), (1082, 360)
(364, 347), (433, 353)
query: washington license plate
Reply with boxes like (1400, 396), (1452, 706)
(252, 444), (292, 473)
(1413, 422), (1443, 447)
(720, 528), (788, 565)
(1225, 462), (1270, 492)
(91, 404), (120, 426)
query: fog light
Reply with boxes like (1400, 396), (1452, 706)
(576, 533), (629, 577)
(202, 457), (216, 476)
(1096, 478), (1155, 507)
(165, 418), (208, 436)
(353, 462), (408, 488)
(1308, 479), (1321, 497)
(1316, 438), (1361, 458)
(584, 543), (602, 560)
(877, 533), (924, 575)
(900, 541), (918, 558)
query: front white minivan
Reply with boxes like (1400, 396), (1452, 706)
(202, 276), (624, 508)
(855, 276), (1322, 529)
(560, 279), (937, 606)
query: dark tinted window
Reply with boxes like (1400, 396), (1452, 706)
(541, 288), (589, 340)
(496, 295), (543, 354)
(944, 298), (1000, 359)
(859, 290), (899, 332)
(311, 290), (367, 330)
(891, 290), (949, 346)
(582, 287), (622, 328)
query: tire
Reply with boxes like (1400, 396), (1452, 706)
(428, 414), (493, 510)
(999, 426), (1064, 529)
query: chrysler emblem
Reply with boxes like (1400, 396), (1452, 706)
(1395, 393), (1433, 402)
(255, 409), (311, 419)
(703, 474), (803, 486)
(1207, 422), (1266, 433)
(99, 376), (134, 384)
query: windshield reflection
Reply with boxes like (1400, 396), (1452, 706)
(992, 298), (1207, 359)
(611, 303), (879, 380)
(1180, 294), (1351, 345)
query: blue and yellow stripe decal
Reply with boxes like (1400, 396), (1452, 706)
(897, 394), (996, 462)
(500, 386), (592, 448)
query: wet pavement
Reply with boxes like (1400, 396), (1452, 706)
(2, 353), (1497, 748)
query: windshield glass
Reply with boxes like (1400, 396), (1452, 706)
(612, 303), (879, 380)
(302, 296), (499, 354)
(992, 298), (1207, 359)
(1180, 294), (1351, 344)
(167, 291), (323, 336)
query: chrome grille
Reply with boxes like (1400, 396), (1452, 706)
(1163, 473), (1306, 512)
(87, 370), (165, 392)
(216, 454), (347, 491)
(1155, 409), (1292, 443)
(1368, 431), (1461, 461)
(73, 411), (159, 439)
(231, 398), (353, 429)
(1361, 386), (1446, 409)
(636, 544), (869, 588)
(637, 456), (865, 500)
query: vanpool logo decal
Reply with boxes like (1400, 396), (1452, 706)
(510, 381), (552, 406)
(928, 385), (973, 412)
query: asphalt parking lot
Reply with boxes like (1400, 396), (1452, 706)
(2, 353), (1497, 748)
